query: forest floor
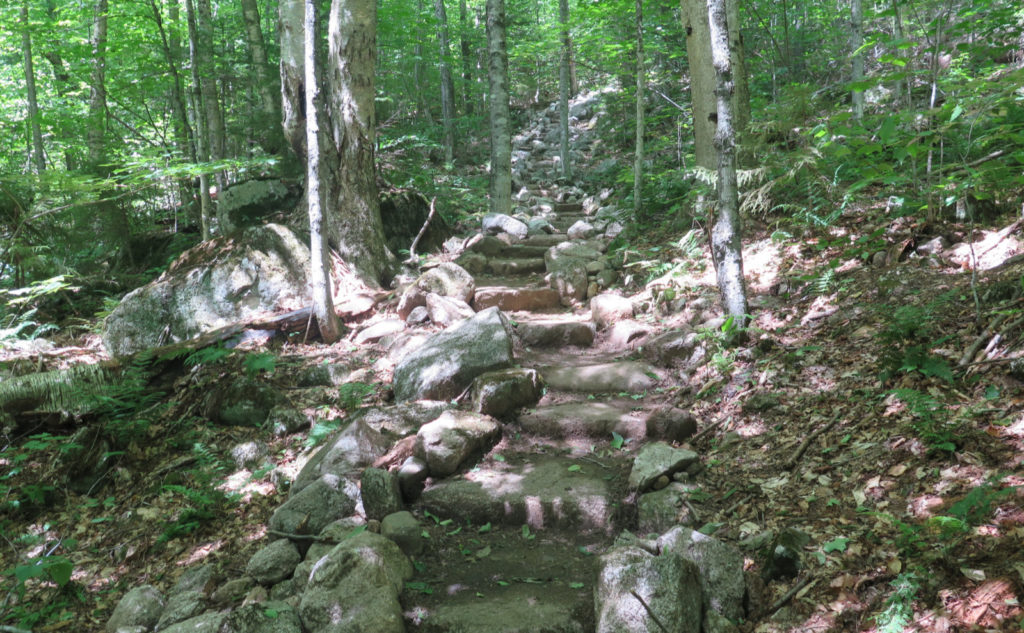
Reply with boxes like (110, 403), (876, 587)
(4, 133), (1024, 632)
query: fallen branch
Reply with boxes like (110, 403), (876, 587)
(406, 196), (438, 263)
(959, 313), (1009, 367)
(691, 416), (727, 446)
(784, 412), (843, 471)
(769, 575), (814, 615)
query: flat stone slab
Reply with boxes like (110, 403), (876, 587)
(418, 455), (618, 534)
(517, 320), (595, 348)
(523, 234), (568, 248)
(539, 361), (661, 393)
(473, 286), (562, 312)
(486, 258), (546, 275)
(517, 401), (647, 440)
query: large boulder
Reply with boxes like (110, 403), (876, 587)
(299, 533), (411, 633)
(106, 585), (165, 633)
(595, 545), (703, 633)
(415, 410), (502, 477)
(103, 224), (310, 357)
(269, 474), (361, 537)
(216, 179), (297, 233)
(658, 527), (747, 622)
(392, 307), (514, 401)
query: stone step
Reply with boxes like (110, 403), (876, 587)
(402, 535), (598, 632)
(516, 400), (648, 441)
(484, 258), (546, 276)
(522, 234), (568, 248)
(473, 286), (562, 312)
(496, 244), (551, 259)
(537, 361), (662, 393)
(554, 202), (584, 213)
(516, 320), (595, 348)
(417, 454), (625, 534)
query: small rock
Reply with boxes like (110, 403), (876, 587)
(268, 406), (311, 437)
(269, 474), (361, 537)
(106, 585), (164, 633)
(638, 483), (698, 535)
(231, 441), (268, 470)
(360, 467), (403, 520)
(354, 319), (406, 344)
(211, 576), (254, 607)
(397, 456), (429, 501)
(246, 539), (301, 586)
(471, 367), (544, 418)
(645, 407), (698, 443)
(629, 442), (700, 491)
(380, 511), (424, 557)
(567, 220), (595, 240)
(482, 213), (529, 240)
(425, 293), (475, 326)
(415, 411), (502, 477)
(406, 305), (431, 325)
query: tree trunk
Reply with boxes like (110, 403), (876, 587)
(682, 0), (716, 171)
(21, 1), (46, 173)
(279, 0), (305, 162)
(558, 0), (572, 180)
(149, 0), (195, 163)
(706, 0), (748, 325)
(634, 0), (644, 215)
(485, 0), (512, 215)
(43, 1), (76, 170)
(435, 0), (456, 163)
(185, 0), (213, 240)
(459, 0), (473, 115)
(304, 0), (340, 343)
(86, 0), (108, 172)
(242, 0), (285, 154)
(725, 0), (750, 135)
(325, 0), (396, 286)
(850, 0), (865, 121)
(414, 0), (428, 121)
(195, 0), (226, 195)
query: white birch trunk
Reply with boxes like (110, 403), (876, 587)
(304, 0), (340, 343)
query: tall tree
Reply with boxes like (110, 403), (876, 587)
(304, 0), (340, 343)
(850, 0), (865, 121)
(195, 0), (226, 194)
(558, 0), (572, 180)
(485, 0), (512, 215)
(242, 0), (285, 154)
(324, 0), (395, 285)
(435, 0), (456, 163)
(185, 0), (213, 239)
(459, 0), (474, 115)
(21, 0), (45, 173)
(279, 0), (305, 162)
(634, 0), (645, 215)
(86, 0), (109, 172)
(706, 0), (747, 325)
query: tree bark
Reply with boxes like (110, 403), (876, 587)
(185, 0), (213, 239)
(725, 0), (750, 135)
(242, 0), (285, 154)
(149, 0), (195, 163)
(850, 0), (865, 121)
(195, 0), (226, 195)
(634, 0), (644, 215)
(485, 0), (512, 215)
(86, 0), (108, 172)
(558, 0), (572, 180)
(459, 0), (473, 115)
(435, 0), (456, 163)
(324, 0), (396, 286)
(304, 0), (340, 343)
(682, 0), (716, 171)
(706, 0), (748, 325)
(279, 0), (305, 162)
(21, 1), (46, 173)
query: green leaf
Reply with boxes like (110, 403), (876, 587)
(493, 454), (506, 462)
(823, 537), (850, 553)
(950, 104), (964, 121)
(567, 464), (582, 472)
(569, 582), (585, 589)
(610, 431), (624, 450)
(263, 608), (279, 619)
(478, 522), (492, 533)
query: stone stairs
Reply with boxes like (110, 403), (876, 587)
(400, 95), (669, 633)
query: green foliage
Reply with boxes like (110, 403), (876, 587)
(338, 382), (375, 411)
(184, 345), (233, 367)
(874, 572), (920, 633)
(891, 389), (957, 454)
(1, 537), (79, 629)
(305, 419), (342, 448)
(876, 292), (956, 382)
(243, 353), (277, 377)
(946, 475), (1017, 527)
(0, 275), (77, 341)
(157, 443), (237, 544)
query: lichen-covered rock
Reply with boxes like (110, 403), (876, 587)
(415, 411), (502, 477)
(360, 467), (403, 520)
(216, 179), (296, 233)
(392, 307), (514, 402)
(482, 213), (529, 240)
(269, 474), (361, 537)
(397, 262), (476, 319)
(222, 601), (303, 633)
(106, 585), (164, 633)
(658, 526), (747, 622)
(154, 591), (205, 631)
(380, 510), (424, 557)
(628, 442), (700, 491)
(103, 224), (311, 357)
(594, 545), (702, 633)
(590, 293), (634, 330)
(246, 539), (301, 586)
(471, 367), (544, 418)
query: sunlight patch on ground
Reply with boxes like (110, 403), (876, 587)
(178, 539), (225, 566)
